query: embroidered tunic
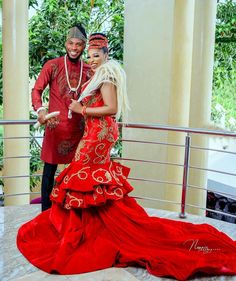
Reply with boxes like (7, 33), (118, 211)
(32, 56), (90, 164)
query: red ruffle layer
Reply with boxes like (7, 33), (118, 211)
(50, 161), (133, 209)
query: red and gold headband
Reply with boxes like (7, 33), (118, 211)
(88, 34), (108, 50)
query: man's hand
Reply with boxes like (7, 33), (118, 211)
(37, 109), (47, 124)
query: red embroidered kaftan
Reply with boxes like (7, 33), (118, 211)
(32, 56), (90, 164)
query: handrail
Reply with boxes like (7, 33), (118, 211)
(120, 122), (236, 137)
(0, 120), (235, 223)
(0, 120), (35, 125)
(0, 119), (236, 137)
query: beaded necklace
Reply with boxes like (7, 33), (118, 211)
(64, 54), (83, 95)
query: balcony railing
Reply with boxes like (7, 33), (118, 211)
(1, 120), (236, 223)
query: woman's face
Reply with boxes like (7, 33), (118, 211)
(88, 49), (108, 72)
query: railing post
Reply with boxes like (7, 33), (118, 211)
(179, 133), (191, 218)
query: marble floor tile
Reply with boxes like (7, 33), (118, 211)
(1, 205), (40, 281)
(66, 268), (140, 281)
(10, 267), (139, 281)
(10, 270), (71, 281)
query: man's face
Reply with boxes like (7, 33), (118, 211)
(65, 38), (85, 60)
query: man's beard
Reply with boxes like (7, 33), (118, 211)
(66, 51), (82, 63)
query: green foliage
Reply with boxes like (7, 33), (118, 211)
(29, 0), (39, 8)
(211, 0), (236, 131)
(215, 0), (236, 43)
(0, 42), (2, 104)
(29, 110), (44, 191)
(29, 0), (124, 78)
(29, 139), (43, 191)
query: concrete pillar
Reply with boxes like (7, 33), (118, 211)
(187, 0), (217, 214)
(164, 0), (195, 212)
(123, 0), (175, 209)
(2, 0), (30, 205)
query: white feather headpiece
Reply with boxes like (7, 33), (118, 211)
(78, 59), (130, 120)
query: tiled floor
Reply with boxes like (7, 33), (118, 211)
(1, 205), (236, 281)
(10, 267), (139, 281)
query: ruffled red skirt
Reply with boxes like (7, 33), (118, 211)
(17, 161), (236, 280)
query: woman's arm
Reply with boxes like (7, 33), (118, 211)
(69, 82), (117, 117)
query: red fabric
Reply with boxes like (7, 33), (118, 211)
(51, 161), (133, 209)
(32, 56), (90, 164)
(17, 195), (236, 280)
(17, 87), (236, 280)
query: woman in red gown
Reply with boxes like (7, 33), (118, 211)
(17, 33), (236, 281)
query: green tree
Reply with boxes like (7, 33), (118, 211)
(211, 0), (236, 130)
(29, 0), (124, 78)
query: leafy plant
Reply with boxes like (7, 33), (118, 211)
(29, 111), (44, 191)
(211, 0), (236, 131)
(28, 0), (124, 79)
(0, 42), (2, 105)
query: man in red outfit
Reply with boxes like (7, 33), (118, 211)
(32, 24), (90, 211)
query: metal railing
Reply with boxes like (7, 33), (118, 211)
(121, 122), (236, 221)
(1, 120), (236, 222)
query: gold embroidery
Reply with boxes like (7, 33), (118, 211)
(51, 187), (59, 198)
(93, 143), (107, 164)
(46, 116), (60, 129)
(95, 185), (104, 194)
(92, 168), (112, 183)
(97, 119), (109, 141)
(65, 191), (84, 209)
(64, 166), (89, 184)
(107, 126), (116, 142)
(74, 140), (86, 161)
(85, 92), (102, 107)
(109, 162), (124, 186)
(105, 187), (123, 198)
(75, 139), (93, 164)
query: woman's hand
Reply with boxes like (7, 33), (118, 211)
(69, 99), (83, 114)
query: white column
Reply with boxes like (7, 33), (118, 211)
(165, 0), (195, 212)
(188, 0), (217, 214)
(123, 0), (175, 209)
(2, 0), (30, 205)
